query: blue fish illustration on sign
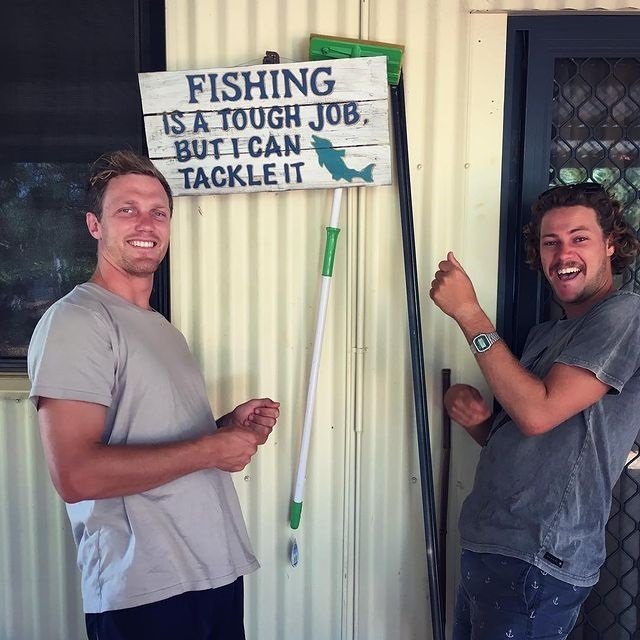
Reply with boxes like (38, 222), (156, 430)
(311, 135), (375, 183)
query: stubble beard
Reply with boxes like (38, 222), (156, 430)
(120, 255), (162, 277)
(549, 258), (611, 308)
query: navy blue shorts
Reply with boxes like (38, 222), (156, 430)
(85, 577), (245, 640)
(453, 551), (591, 640)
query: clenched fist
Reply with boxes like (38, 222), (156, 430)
(429, 252), (480, 323)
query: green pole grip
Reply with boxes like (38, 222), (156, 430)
(290, 500), (303, 529)
(322, 227), (341, 277)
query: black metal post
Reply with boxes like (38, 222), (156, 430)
(439, 368), (452, 625)
(390, 73), (445, 640)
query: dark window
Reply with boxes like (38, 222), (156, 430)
(0, 0), (167, 372)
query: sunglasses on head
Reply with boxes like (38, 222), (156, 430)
(538, 182), (607, 199)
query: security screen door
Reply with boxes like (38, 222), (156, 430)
(499, 15), (640, 639)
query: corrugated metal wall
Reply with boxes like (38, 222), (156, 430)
(0, 388), (85, 640)
(2, 2), (640, 639)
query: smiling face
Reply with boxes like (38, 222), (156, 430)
(539, 205), (615, 318)
(86, 173), (171, 278)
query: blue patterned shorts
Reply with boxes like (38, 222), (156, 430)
(453, 550), (591, 640)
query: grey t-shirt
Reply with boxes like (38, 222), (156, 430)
(459, 290), (640, 587)
(28, 283), (259, 612)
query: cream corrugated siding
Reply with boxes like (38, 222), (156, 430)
(1, 2), (638, 639)
(164, 2), (495, 637)
(165, 4), (358, 636)
(0, 390), (84, 640)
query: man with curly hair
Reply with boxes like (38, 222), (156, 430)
(430, 184), (640, 640)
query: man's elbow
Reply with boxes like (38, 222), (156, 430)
(517, 415), (559, 437)
(50, 468), (96, 503)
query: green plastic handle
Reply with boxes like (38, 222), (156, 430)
(322, 227), (341, 277)
(290, 500), (303, 529)
(309, 34), (404, 86)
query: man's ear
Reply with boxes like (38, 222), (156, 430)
(606, 235), (615, 258)
(86, 212), (102, 240)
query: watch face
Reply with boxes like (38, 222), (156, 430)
(473, 334), (491, 351)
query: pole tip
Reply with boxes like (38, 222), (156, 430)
(289, 538), (299, 567)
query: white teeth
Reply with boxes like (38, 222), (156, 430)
(129, 240), (155, 248)
(557, 267), (580, 276)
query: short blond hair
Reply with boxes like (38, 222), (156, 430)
(87, 150), (173, 219)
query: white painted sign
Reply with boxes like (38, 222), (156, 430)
(139, 57), (391, 196)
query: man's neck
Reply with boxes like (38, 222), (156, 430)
(562, 284), (617, 320)
(89, 261), (154, 309)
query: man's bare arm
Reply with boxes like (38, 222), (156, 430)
(430, 253), (610, 435)
(463, 339), (609, 435)
(38, 397), (276, 503)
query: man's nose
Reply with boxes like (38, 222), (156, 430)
(556, 241), (574, 259)
(134, 211), (155, 229)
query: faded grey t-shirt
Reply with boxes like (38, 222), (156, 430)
(28, 283), (259, 612)
(459, 291), (640, 587)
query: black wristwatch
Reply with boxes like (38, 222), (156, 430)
(470, 331), (501, 354)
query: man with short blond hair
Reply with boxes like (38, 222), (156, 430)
(28, 150), (279, 640)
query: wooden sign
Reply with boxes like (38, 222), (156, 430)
(139, 57), (391, 196)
